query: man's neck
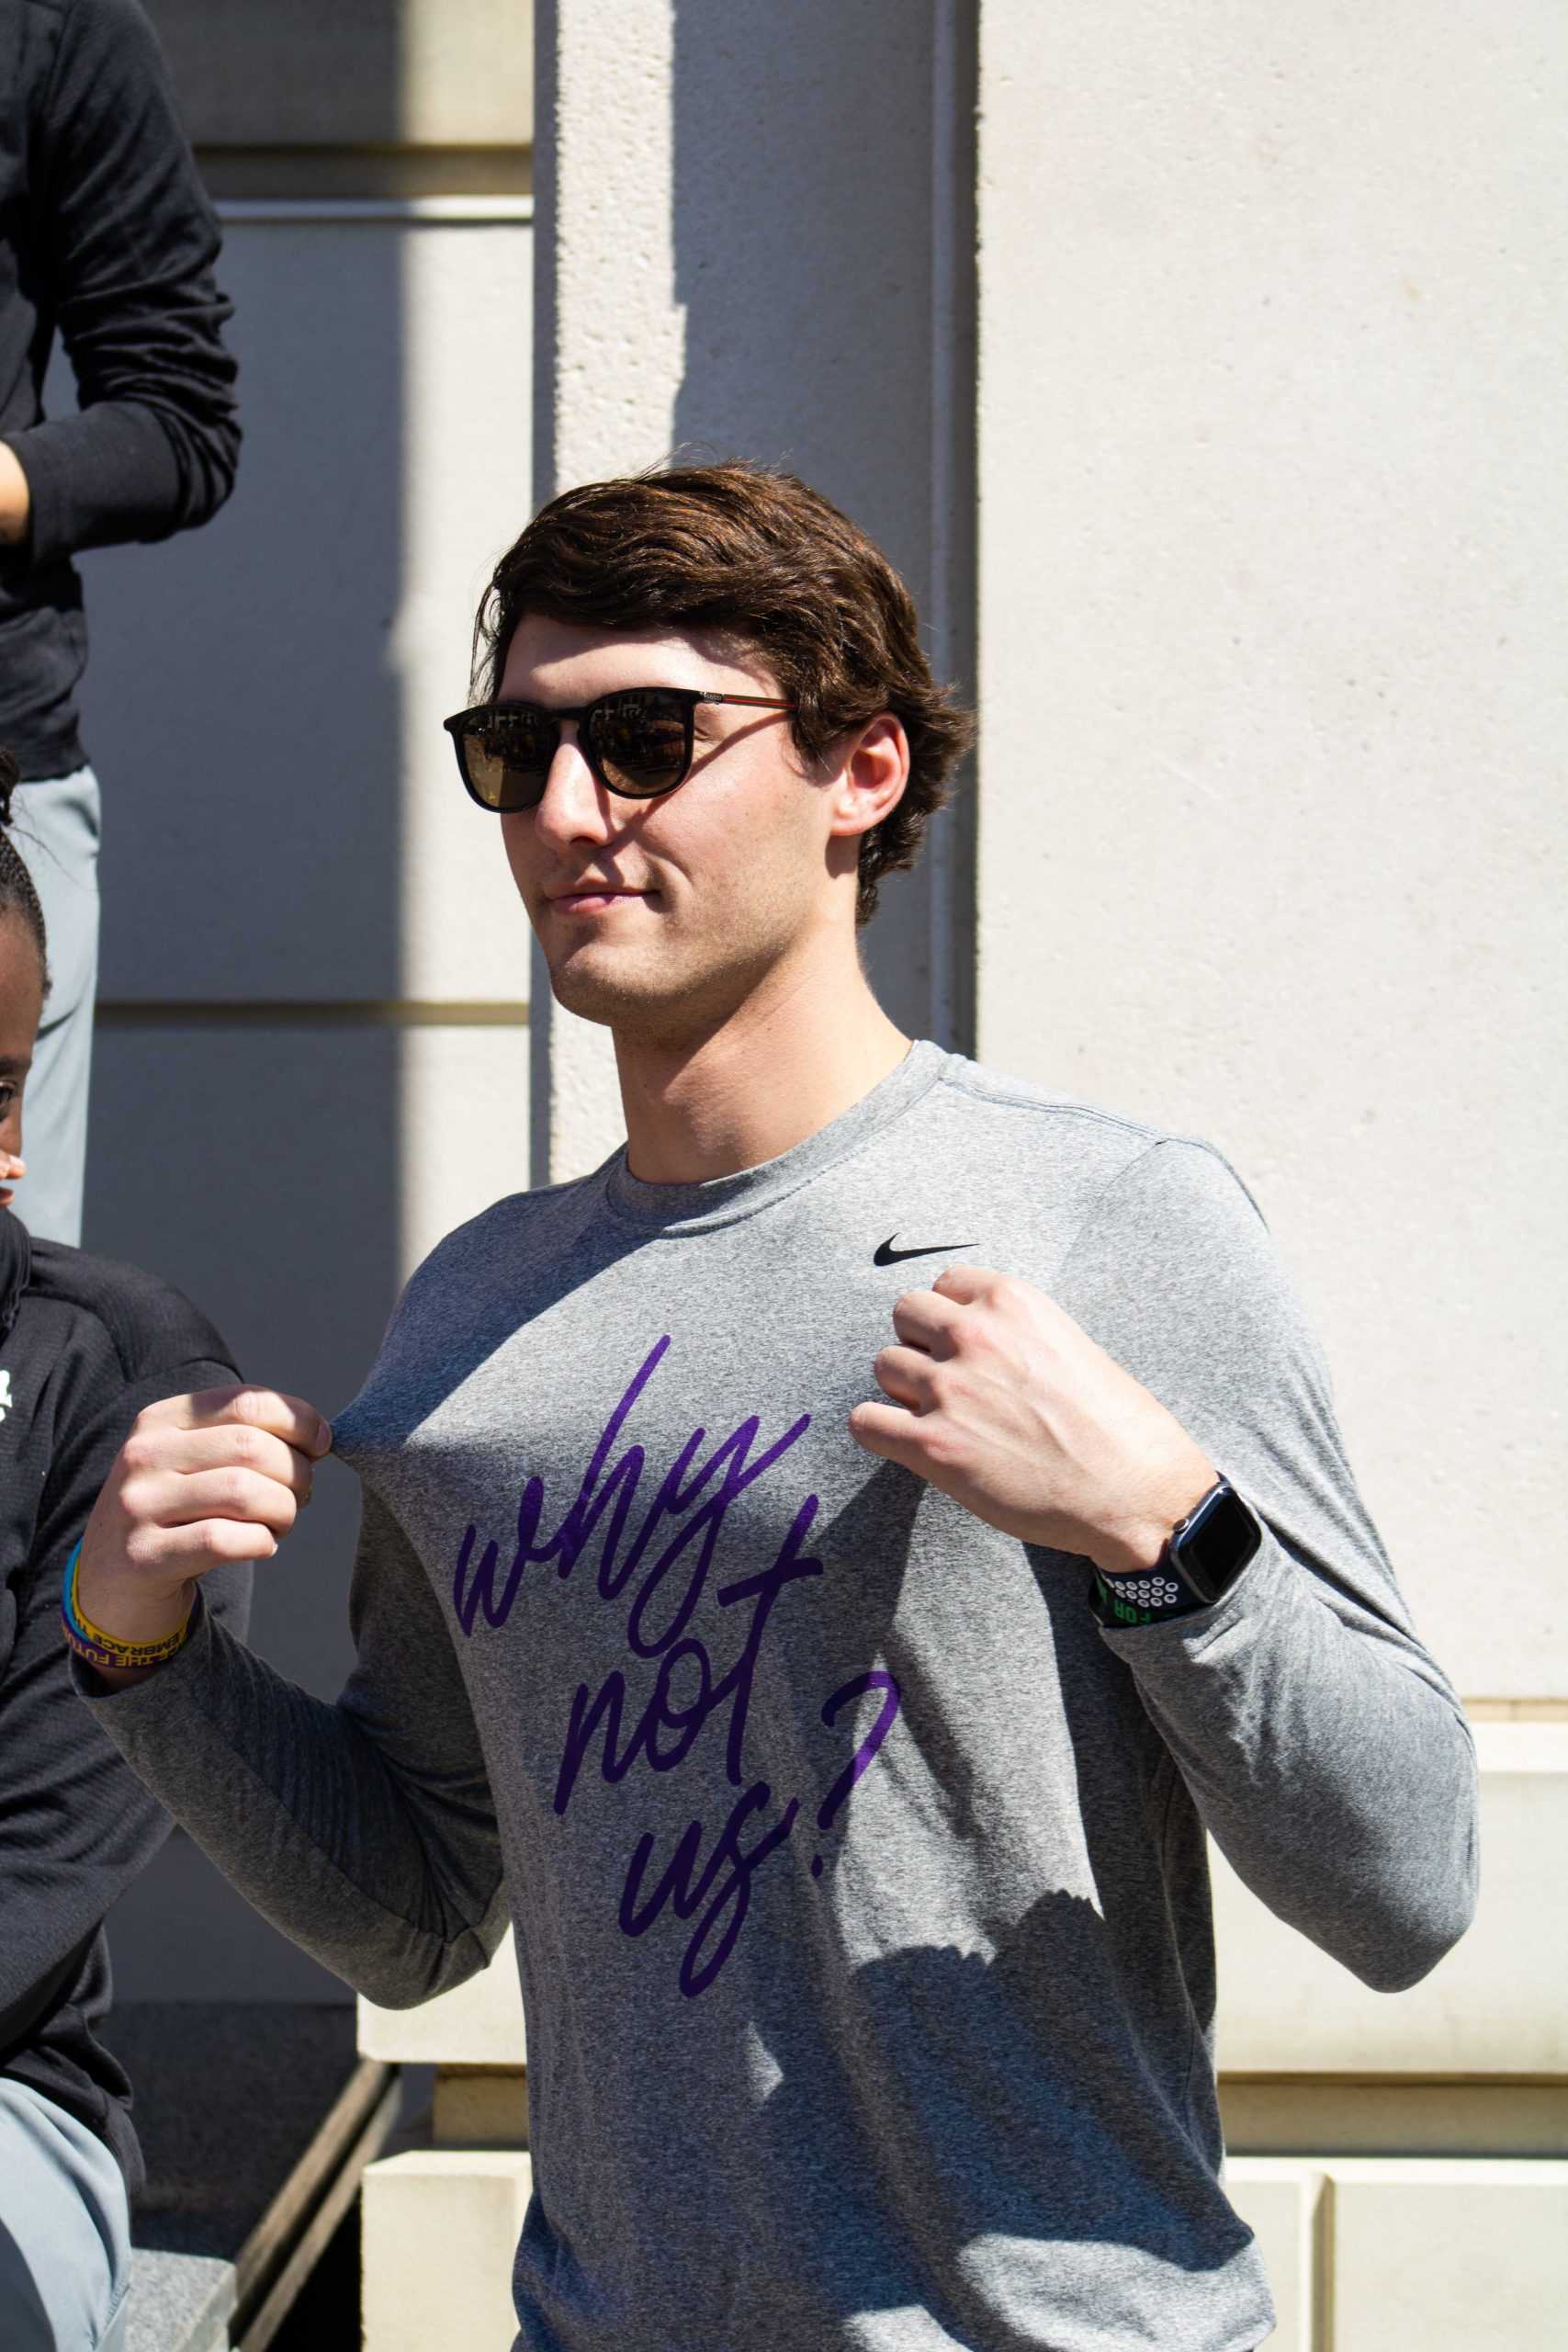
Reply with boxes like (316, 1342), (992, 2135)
(613, 958), (910, 1189)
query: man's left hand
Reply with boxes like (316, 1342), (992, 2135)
(848, 1264), (1218, 1575)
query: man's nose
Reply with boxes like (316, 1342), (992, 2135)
(532, 726), (614, 849)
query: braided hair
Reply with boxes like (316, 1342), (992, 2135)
(0, 747), (51, 995)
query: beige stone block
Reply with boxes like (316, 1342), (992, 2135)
(85, 221), (403, 1002)
(85, 1023), (402, 1701)
(394, 217), (536, 1010)
(397, 1024), (530, 1279)
(1223, 2162), (1324, 2352)
(1326, 2158), (1568, 2351)
(1221, 2076), (1568, 2161)
(144, 0), (532, 149)
(1214, 1724), (1568, 2075)
(81, 212), (532, 1006)
(531, 0), (964, 1182)
(359, 1928), (527, 2065)
(434, 2067), (529, 2147)
(400, 0), (534, 148)
(361, 2146), (532, 2352)
(975, 5), (1567, 1704)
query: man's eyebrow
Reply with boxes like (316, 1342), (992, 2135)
(0, 1055), (31, 1074)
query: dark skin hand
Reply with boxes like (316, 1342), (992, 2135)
(0, 444), (29, 546)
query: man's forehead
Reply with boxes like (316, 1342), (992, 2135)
(498, 614), (776, 697)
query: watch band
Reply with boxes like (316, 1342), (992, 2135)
(1090, 1477), (1263, 1628)
(1092, 1564), (1201, 1628)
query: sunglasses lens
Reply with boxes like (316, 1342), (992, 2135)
(587, 690), (690, 797)
(460, 710), (555, 810)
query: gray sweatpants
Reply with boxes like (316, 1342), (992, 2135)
(0, 2078), (130, 2352)
(7, 767), (100, 1247)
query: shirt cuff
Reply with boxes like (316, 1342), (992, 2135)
(70, 1583), (219, 1709)
(1093, 1521), (1284, 1657)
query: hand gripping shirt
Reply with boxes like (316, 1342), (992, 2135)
(81, 1043), (1478, 2352)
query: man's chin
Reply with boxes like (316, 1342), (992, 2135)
(546, 944), (743, 1046)
(546, 944), (657, 1029)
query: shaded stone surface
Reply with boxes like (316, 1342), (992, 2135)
(124, 2251), (232, 2352)
(107, 2002), (359, 2259)
(106, 2001), (365, 2352)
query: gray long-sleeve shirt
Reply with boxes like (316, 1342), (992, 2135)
(79, 1043), (1478, 2351)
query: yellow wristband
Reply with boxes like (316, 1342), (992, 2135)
(62, 1542), (194, 1670)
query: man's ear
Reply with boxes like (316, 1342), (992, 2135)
(825, 714), (910, 841)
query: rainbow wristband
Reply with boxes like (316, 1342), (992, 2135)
(62, 1539), (194, 1671)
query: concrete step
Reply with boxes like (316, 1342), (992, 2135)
(107, 2002), (397, 2352)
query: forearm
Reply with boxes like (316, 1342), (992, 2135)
(73, 1376), (502, 2007)
(3, 1505), (246, 2025)
(1105, 1530), (1479, 1989)
(76, 1594), (505, 2008)
(17, 0), (239, 568)
(11, 396), (237, 570)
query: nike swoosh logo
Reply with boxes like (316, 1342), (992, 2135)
(874, 1237), (978, 1268)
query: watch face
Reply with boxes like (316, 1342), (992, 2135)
(1174, 1483), (1262, 1604)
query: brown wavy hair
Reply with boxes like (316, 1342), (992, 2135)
(472, 460), (974, 923)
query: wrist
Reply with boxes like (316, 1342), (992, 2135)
(73, 1546), (194, 1648)
(63, 1539), (195, 1679)
(1087, 1456), (1220, 1577)
(78, 1655), (178, 1692)
(1090, 1476), (1264, 1627)
(1089, 1522), (1180, 1577)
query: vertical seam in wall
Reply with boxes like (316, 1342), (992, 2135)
(532, 4), (559, 506)
(528, 938), (554, 1191)
(1314, 2168), (1335, 2352)
(928, 0), (979, 1054)
(928, 0), (958, 1047)
(530, 3), (560, 1187)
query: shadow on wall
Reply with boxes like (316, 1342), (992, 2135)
(60, 86), (409, 1991)
(73, 217), (406, 1697)
(669, 0), (976, 1045)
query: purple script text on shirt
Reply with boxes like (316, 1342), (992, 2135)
(452, 1339), (901, 1995)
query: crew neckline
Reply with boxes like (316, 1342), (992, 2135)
(602, 1039), (951, 1234)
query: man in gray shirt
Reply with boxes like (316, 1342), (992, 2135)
(70, 463), (1476, 2351)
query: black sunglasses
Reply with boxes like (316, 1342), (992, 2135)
(443, 686), (795, 812)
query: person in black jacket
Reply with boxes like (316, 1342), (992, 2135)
(0, 749), (249, 2351)
(0, 0), (240, 1248)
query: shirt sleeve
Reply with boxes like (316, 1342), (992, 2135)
(0, 1352), (249, 2031)
(73, 1482), (510, 2010)
(1052, 1135), (1479, 1993)
(5, 0), (240, 567)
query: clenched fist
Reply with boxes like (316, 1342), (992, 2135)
(848, 1264), (1217, 1574)
(76, 1386), (333, 1680)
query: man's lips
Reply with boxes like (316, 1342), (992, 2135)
(546, 885), (653, 911)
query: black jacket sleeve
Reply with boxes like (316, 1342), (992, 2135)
(0, 1348), (250, 2036)
(6, 0), (240, 567)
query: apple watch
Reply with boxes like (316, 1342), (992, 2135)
(1090, 1476), (1263, 1628)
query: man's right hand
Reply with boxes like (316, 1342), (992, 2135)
(76, 1387), (333, 1681)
